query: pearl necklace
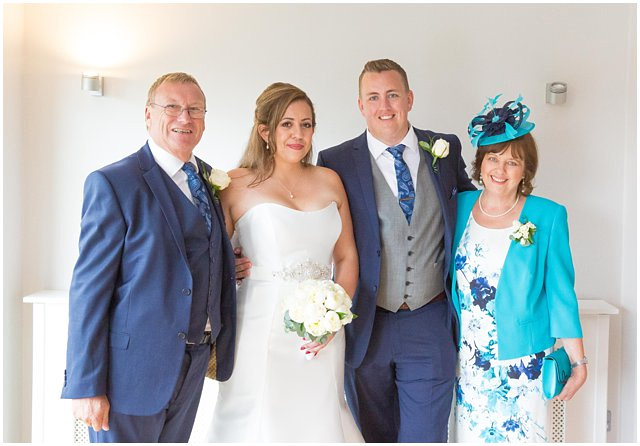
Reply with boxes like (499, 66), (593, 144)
(478, 190), (519, 218)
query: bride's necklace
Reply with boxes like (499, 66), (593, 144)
(273, 176), (298, 199)
(478, 190), (519, 218)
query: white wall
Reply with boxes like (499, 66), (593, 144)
(3, 3), (29, 442)
(3, 3), (636, 442)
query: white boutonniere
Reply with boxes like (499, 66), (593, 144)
(199, 161), (231, 201)
(419, 137), (449, 173)
(509, 219), (537, 246)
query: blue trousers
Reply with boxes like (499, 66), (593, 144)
(89, 343), (210, 443)
(345, 299), (456, 443)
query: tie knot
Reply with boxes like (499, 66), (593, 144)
(182, 162), (197, 176)
(386, 144), (406, 160)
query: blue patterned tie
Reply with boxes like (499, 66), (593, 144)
(182, 162), (212, 234)
(387, 144), (415, 224)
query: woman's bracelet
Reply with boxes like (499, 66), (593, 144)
(571, 356), (588, 368)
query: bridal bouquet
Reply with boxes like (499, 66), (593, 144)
(283, 279), (357, 344)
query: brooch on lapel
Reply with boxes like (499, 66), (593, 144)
(419, 137), (449, 173)
(199, 161), (231, 202)
(509, 219), (537, 247)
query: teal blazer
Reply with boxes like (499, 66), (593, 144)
(450, 190), (582, 360)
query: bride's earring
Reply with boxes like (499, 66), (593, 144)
(265, 142), (270, 151)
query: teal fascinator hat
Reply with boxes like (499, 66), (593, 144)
(468, 94), (535, 147)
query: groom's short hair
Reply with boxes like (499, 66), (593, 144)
(358, 59), (410, 94)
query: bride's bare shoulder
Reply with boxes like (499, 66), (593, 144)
(310, 165), (343, 188)
(226, 168), (257, 188)
(228, 167), (253, 179)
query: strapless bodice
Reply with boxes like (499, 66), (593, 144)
(233, 202), (341, 280)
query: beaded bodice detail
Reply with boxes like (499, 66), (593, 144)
(272, 259), (332, 282)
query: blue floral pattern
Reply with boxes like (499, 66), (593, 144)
(453, 216), (549, 442)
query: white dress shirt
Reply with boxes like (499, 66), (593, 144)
(147, 137), (199, 204)
(366, 126), (420, 198)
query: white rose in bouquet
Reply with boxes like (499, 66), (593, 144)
(283, 279), (357, 344)
(302, 302), (326, 325)
(287, 298), (306, 324)
(321, 311), (342, 332)
(335, 304), (354, 325)
(304, 320), (326, 338)
(324, 286), (347, 310)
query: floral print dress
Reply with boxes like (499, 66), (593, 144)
(453, 215), (549, 443)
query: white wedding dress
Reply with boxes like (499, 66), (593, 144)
(207, 201), (364, 443)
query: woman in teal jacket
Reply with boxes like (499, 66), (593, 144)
(451, 95), (587, 442)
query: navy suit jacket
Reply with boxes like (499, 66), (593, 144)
(61, 144), (236, 416)
(317, 128), (475, 368)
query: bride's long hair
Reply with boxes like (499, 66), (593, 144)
(239, 82), (316, 186)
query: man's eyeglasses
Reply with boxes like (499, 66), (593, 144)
(149, 103), (207, 119)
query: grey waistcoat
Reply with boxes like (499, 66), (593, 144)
(371, 149), (445, 312)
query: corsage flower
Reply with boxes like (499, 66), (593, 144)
(419, 137), (449, 173)
(199, 161), (231, 200)
(509, 219), (536, 246)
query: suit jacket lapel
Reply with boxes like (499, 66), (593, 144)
(351, 132), (380, 237)
(138, 144), (189, 263)
(196, 158), (226, 234)
(415, 128), (447, 206)
(414, 127), (453, 232)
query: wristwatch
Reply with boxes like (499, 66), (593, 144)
(571, 356), (588, 368)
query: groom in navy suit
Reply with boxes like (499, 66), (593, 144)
(61, 72), (236, 442)
(317, 59), (474, 442)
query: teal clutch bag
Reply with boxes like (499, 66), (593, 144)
(542, 347), (572, 399)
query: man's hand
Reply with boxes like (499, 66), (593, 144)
(234, 247), (252, 283)
(72, 395), (110, 432)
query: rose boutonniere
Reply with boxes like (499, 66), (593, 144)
(199, 161), (231, 201)
(509, 219), (537, 247)
(419, 137), (449, 173)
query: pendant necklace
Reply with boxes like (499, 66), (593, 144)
(274, 177), (296, 199)
(478, 190), (519, 218)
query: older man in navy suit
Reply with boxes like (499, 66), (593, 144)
(61, 72), (236, 442)
(317, 59), (475, 442)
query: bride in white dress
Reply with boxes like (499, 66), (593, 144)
(207, 83), (363, 442)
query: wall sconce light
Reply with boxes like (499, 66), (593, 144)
(81, 73), (103, 96)
(546, 82), (567, 105)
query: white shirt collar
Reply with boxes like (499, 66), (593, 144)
(147, 136), (198, 178)
(366, 125), (418, 160)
